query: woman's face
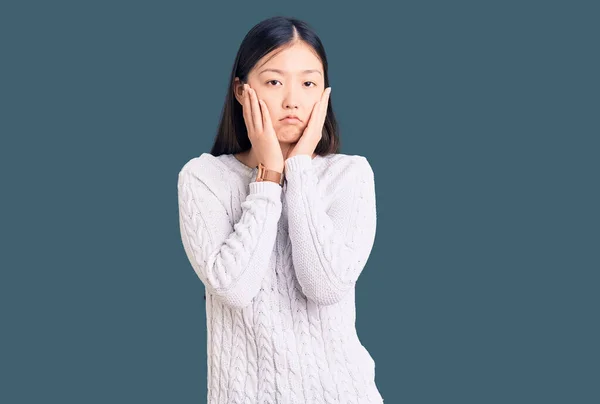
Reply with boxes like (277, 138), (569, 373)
(235, 41), (325, 144)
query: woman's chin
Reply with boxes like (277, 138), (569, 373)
(276, 127), (302, 143)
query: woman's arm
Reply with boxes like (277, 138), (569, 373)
(284, 154), (377, 305)
(178, 164), (282, 309)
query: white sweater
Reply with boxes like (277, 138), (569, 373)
(177, 152), (384, 404)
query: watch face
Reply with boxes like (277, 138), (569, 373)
(256, 163), (267, 182)
(256, 162), (282, 185)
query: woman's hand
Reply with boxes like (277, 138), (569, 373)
(285, 87), (331, 161)
(242, 83), (284, 173)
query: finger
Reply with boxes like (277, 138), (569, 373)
(307, 100), (321, 132)
(259, 100), (273, 133)
(319, 87), (331, 124)
(249, 88), (263, 134)
(242, 84), (254, 131)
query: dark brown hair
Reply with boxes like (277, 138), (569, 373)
(210, 16), (341, 156)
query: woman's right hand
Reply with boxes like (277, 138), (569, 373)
(242, 83), (284, 173)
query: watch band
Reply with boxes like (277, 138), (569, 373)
(256, 162), (284, 186)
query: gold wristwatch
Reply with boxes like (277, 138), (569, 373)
(256, 162), (284, 186)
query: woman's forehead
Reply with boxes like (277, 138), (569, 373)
(253, 43), (322, 75)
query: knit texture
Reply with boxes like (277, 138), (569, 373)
(178, 152), (383, 404)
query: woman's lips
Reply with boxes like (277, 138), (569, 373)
(282, 117), (301, 123)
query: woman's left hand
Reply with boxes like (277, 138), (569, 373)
(285, 87), (331, 161)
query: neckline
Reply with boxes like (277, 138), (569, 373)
(227, 153), (322, 173)
(227, 153), (257, 174)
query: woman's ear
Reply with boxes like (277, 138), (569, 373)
(233, 77), (245, 105)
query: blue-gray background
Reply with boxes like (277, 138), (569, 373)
(1, 1), (598, 403)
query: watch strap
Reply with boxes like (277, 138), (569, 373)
(256, 162), (284, 186)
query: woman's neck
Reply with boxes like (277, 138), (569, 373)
(235, 146), (316, 169)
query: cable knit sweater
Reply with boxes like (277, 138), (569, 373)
(177, 152), (384, 404)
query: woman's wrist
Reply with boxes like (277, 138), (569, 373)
(256, 162), (284, 186)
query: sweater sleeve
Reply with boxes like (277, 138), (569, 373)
(283, 154), (377, 306)
(177, 165), (282, 309)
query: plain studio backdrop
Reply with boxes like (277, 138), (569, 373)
(1, 1), (598, 403)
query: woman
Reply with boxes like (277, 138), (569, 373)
(178, 15), (384, 404)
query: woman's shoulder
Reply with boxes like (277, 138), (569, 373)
(179, 152), (245, 178)
(180, 153), (224, 178)
(323, 152), (370, 164)
(317, 152), (373, 179)
(178, 153), (244, 201)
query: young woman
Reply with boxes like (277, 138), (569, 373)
(178, 16), (384, 404)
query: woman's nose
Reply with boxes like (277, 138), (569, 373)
(282, 85), (301, 109)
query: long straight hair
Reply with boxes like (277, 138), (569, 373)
(210, 16), (341, 157)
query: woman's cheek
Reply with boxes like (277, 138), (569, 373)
(258, 94), (271, 110)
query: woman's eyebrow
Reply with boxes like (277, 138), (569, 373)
(259, 68), (322, 76)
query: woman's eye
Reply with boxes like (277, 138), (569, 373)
(266, 80), (317, 88)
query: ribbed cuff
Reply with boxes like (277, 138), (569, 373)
(284, 154), (313, 173)
(249, 180), (282, 199)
